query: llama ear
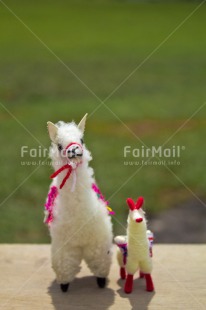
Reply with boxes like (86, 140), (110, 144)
(78, 113), (88, 133)
(126, 198), (136, 211)
(136, 196), (144, 209)
(47, 121), (58, 142)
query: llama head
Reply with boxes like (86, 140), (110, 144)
(47, 114), (92, 168)
(126, 197), (145, 223)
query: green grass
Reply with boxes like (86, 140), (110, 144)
(0, 0), (206, 242)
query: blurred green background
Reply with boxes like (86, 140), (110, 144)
(0, 0), (206, 242)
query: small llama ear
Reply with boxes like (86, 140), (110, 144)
(47, 121), (58, 142)
(78, 113), (88, 133)
(126, 198), (136, 211)
(136, 196), (144, 209)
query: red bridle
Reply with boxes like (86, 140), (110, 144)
(63, 142), (83, 155)
(50, 142), (83, 189)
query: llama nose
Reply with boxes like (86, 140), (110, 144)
(67, 145), (83, 158)
(136, 218), (143, 223)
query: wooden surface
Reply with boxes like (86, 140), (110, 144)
(0, 244), (206, 310)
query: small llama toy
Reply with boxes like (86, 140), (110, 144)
(44, 114), (114, 292)
(114, 196), (154, 294)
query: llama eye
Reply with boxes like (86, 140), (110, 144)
(58, 144), (63, 151)
(80, 138), (84, 144)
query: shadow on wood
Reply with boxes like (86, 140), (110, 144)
(1, 245), (205, 309)
(116, 277), (155, 310)
(48, 276), (115, 309)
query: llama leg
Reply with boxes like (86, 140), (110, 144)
(139, 259), (153, 291)
(139, 271), (144, 278)
(125, 253), (138, 293)
(51, 239), (82, 290)
(83, 245), (112, 288)
(145, 274), (154, 292)
(117, 248), (126, 279)
(124, 274), (134, 294)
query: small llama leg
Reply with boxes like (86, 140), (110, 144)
(124, 274), (134, 294)
(114, 236), (127, 280)
(120, 267), (126, 280)
(139, 271), (144, 278)
(145, 274), (154, 292)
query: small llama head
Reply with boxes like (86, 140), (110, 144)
(47, 114), (92, 169)
(126, 197), (145, 223)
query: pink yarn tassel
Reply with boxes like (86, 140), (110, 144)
(44, 186), (58, 225)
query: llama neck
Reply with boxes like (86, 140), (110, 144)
(55, 161), (92, 192)
(127, 216), (149, 258)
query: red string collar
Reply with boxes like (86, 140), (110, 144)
(50, 142), (83, 189)
(50, 164), (72, 189)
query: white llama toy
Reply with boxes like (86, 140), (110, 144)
(114, 197), (154, 294)
(44, 114), (114, 292)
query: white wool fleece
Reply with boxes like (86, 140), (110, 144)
(46, 119), (113, 284)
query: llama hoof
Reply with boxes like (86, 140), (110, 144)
(146, 283), (154, 292)
(60, 283), (69, 292)
(147, 287), (154, 292)
(96, 277), (106, 288)
(124, 285), (132, 294)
